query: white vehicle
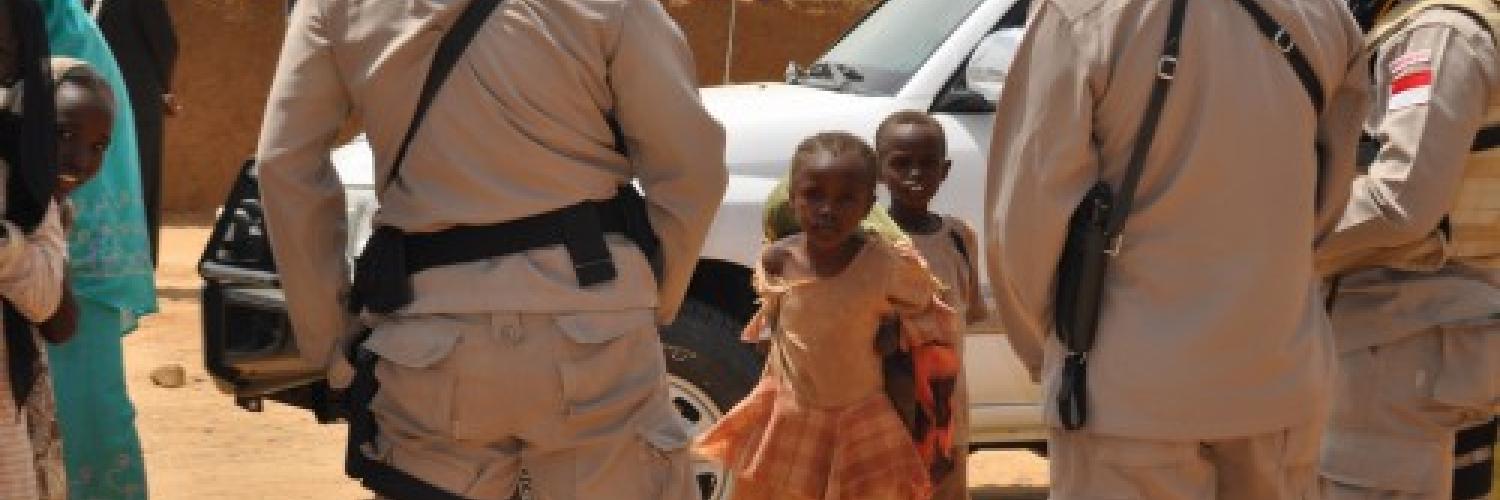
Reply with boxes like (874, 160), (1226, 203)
(199, 0), (1040, 498)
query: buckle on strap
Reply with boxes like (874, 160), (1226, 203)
(1274, 29), (1295, 53)
(1157, 56), (1178, 80)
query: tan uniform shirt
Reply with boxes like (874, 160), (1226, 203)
(1319, 8), (1500, 352)
(984, 0), (1370, 439)
(256, 0), (727, 369)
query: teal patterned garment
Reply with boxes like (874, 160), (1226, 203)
(39, 1), (158, 498)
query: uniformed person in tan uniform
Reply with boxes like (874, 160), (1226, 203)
(254, 0), (727, 498)
(1316, 0), (1499, 498)
(984, 0), (1370, 497)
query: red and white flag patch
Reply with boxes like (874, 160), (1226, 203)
(1388, 50), (1433, 110)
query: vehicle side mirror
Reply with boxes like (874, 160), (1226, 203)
(934, 28), (1025, 114)
(932, 88), (996, 114)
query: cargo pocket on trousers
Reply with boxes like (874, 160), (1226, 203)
(553, 309), (657, 344)
(366, 314), (466, 442)
(554, 310), (664, 417)
(1432, 323), (1499, 415)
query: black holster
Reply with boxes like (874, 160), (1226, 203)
(1052, 181), (1115, 430)
(351, 226), (412, 315)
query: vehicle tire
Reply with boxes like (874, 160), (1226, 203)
(660, 298), (761, 500)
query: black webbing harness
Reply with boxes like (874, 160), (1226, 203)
(340, 0), (658, 497)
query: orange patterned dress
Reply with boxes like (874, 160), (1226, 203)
(693, 235), (960, 500)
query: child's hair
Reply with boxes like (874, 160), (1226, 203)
(874, 110), (945, 153)
(789, 131), (879, 185)
(50, 59), (114, 111)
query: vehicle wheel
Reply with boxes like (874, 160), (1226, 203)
(660, 299), (761, 500)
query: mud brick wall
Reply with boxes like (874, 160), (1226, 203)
(162, 0), (872, 214)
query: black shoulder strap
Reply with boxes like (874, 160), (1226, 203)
(381, 0), (504, 192)
(948, 228), (971, 269)
(1228, 0), (1326, 114)
(1105, 0), (1189, 237)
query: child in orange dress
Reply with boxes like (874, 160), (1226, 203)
(693, 132), (960, 500)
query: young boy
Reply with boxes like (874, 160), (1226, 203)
(877, 110), (987, 500)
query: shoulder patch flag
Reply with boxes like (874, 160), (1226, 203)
(1388, 50), (1433, 111)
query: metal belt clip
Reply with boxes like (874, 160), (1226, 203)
(1274, 28), (1295, 53)
(1105, 233), (1124, 257)
(1157, 56), (1178, 80)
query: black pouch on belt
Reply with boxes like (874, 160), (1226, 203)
(351, 226), (412, 315)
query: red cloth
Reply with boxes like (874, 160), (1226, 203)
(909, 343), (961, 477)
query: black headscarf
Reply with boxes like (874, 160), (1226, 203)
(0, 0), (57, 409)
(2, 0), (57, 232)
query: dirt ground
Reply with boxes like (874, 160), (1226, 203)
(126, 224), (1049, 499)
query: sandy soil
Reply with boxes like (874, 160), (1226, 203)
(126, 225), (1049, 499)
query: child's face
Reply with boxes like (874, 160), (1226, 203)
(880, 123), (950, 210)
(790, 151), (875, 250)
(54, 81), (111, 197)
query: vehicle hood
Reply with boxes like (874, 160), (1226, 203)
(701, 83), (898, 179)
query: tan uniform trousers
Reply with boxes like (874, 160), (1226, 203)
(1048, 424), (1323, 500)
(1320, 324), (1499, 500)
(364, 310), (698, 500)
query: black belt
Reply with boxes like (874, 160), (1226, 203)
(402, 190), (653, 279)
(350, 185), (660, 315)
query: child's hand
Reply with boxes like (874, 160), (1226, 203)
(38, 283), (78, 344)
(761, 243), (791, 277)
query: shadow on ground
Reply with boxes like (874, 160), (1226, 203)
(973, 486), (1049, 500)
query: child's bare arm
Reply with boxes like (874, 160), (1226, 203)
(37, 280), (77, 344)
(956, 219), (990, 324)
(0, 205), (68, 323)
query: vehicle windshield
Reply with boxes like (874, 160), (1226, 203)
(803, 0), (988, 96)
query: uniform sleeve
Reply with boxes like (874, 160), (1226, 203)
(0, 203), (66, 322)
(1318, 15), (1496, 273)
(255, 0), (356, 371)
(983, 3), (1094, 376)
(954, 220), (989, 324)
(607, 0), (728, 325)
(1313, 15), (1374, 247)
